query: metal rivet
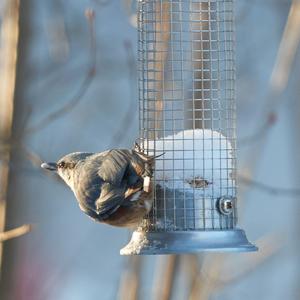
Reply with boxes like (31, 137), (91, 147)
(217, 197), (234, 215)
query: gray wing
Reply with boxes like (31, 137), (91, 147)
(76, 150), (140, 219)
(96, 150), (141, 216)
(97, 149), (130, 186)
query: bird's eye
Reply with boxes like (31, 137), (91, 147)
(58, 161), (66, 168)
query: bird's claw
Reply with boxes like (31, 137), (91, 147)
(134, 141), (143, 153)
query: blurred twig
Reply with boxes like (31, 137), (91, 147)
(238, 174), (300, 196)
(122, 0), (137, 28)
(0, 0), (20, 276)
(235, 0), (253, 23)
(153, 1), (170, 138)
(108, 40), (137, 148)
(188, 234), (283, 299)
(239, 0), (300, 147)
(152, 255), (180, 300)
(0, 224), (32, 243)
(24, 8), (97, 135)
(183, 255), (201, 299)
(239, 0), (300, 201)
(117, 256), (142, 300)
(214, 234), (284, 290)
(270, 0), (300, 93)
(189, 254), (224, 300)
(22, 146), (43, 168)
(46, 15), (69, 63)
(21, 146), (62, 183)
(238, 112), (278, 146)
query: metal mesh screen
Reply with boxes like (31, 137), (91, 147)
(138, 0), (237, 232)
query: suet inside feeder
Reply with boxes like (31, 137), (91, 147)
(121, 0), (257, 255)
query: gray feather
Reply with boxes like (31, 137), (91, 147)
(98, 150), (129, 186)
(73, 149), (141, 220)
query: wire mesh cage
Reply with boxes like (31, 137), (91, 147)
(121, 0), (257, 255)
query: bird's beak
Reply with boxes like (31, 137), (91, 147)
(41, 162), (57, 171)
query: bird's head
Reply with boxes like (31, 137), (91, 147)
(41, 152), (93, 190)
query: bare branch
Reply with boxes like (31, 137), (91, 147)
(189, 234), (283, 299)
(154, 2), (170, 138)
(214, 234), (284, 291)
(108, 40), (137, 148)
(238, 1), (300, 147)
(117, 256), (142, 300)
(152, 255), (180, 300)
(238, 174), (300, 196)
(21, 146), (62, 183)
(238, 112), (278, 146)
(189, 254), (224, 300)
(270, 0), (300, 93)
(0, 224), (32, 242)
(238, 0), (300, 199)
(22, 146), (43, 167)
(0, 0), (20, 276)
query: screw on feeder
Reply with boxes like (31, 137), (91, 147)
(217, 197), (234, 216)
(121, 0), (257, 255)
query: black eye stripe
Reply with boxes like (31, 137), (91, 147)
(58, 162), (66, 168)
(58, 161), (76, 169)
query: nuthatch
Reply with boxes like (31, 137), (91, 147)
(41, 145), (158, 228)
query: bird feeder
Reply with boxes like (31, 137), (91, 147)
(121, 0), (257, 254)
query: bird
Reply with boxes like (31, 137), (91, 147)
(41, 144), (158, 228)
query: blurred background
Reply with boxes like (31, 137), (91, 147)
(0, 0), (299, 299)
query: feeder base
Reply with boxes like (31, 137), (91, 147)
(120, 228), (257, 255)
